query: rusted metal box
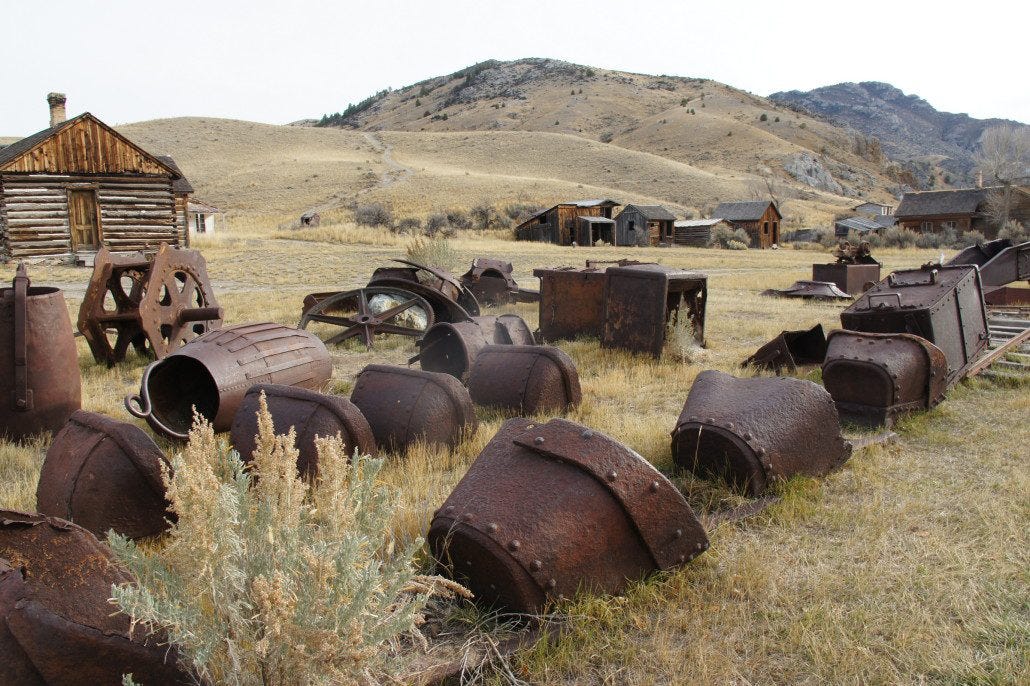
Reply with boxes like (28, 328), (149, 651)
(602, 264), (707, 357)
(840, 264), (989, 383)
(532, 266), (608, 341)
(812, 262), (881, 296)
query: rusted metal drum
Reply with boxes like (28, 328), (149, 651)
(0, 265), (81, 441)
(0, 511), (192, 685)
(126, 322), (332, 440)
(671, 370), (852, 496)
(429, 418), (708, 614)
(822, 330), (949, 427)
(36, 411), (171, 540)
(468, 345), (582, 414)
(416, 314), (534, 381)
(230, 384), (376, 477)
(744, 324), (827, 373)
(350, 364), (477, 451)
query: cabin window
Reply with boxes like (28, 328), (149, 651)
(941, 221), (957, 231)
(628, 220), (635, 232)
(921, 221), (934, 232)
(763, 221), (769, 234)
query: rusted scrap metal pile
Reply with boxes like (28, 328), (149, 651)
(1, 240), (1027, 679)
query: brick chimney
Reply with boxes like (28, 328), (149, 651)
(47, 92), (67, 127)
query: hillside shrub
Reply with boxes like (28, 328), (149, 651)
(406, 235), (457, 270)
(395, 216), (422, 234)
(470, 202), (501, 229)
(424, 212), (453, 237)
(110, 402), (466, 685)
(709, 225), (752, 248)
(354, 202), (393, 228)
(599, 132), (614, 143)
(726, 239), (749, 250)
(957, 230), (986, 247)
(998, 220), (1028, 243)
(445, 209), (472, 230)
(760, 113), (768, 122)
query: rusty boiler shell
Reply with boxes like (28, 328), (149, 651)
(468, 345), (582, 414)
(230, 383), (376, 477)
(417, 314), (535, 381)
(350, 364), (477, 451)
(428, 418), (708, 614)
(0, 511), (192, 685)
(36, 411), (171, 540)
(671, 370), (851, 496)
(822, 330), (949, 428)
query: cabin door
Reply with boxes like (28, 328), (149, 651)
(68, 189), (101, 251)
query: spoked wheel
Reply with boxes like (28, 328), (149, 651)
(299, 286), (435, 349)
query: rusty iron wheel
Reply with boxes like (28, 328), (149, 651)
(299, 286), (435, 350)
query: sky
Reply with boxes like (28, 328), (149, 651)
(1, 0), (1027, 136)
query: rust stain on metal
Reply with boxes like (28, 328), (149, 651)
(460, 258), (540, 306)
(78, 244), (223, 366)
(0, 264), (81, 441)
(744, 324), (827, 373)
(761, 280), (852, 300)
(429, 418), (707, 614)
(533, 266), (609, 341)
(671, 370), (851, 496)
(468, 345), (582, 414)
(230, 384), (376, 477)
(416, 314), (534, 381)
(947, 238), (1030, 292)
(126, 322), (331, 440)
(36, 411), (172, 540)
(350, 364), (477, 452)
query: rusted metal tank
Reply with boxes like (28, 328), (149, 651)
(415, 314), (534, 381)
(36, 411), (171, 540)
(467, 345), (582, 414)
(0, 265), (81, 441)
(602, 264), (707, 357)
(350, 364), (477, 451)
(126, 322), (332, 440)
(761, 280), (852, 300)
(840, 264), (989, 383)
(822, 330), (949, 427)
(230, 384), (376, 477)
(0, 511), (192, 685)
(533, 266), (608, 341)
(671, 370), (852, 496)
(744, 324), (827, 373)
(812, 263), (881, 296)
(428, 418), (708, 614)
(460, 258), (540, 306)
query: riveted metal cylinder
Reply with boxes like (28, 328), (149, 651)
(417, 314), (534, 381)
(36, 411), (171, 540)
(468, 345), (582, 414)
(125, 322), (332, 440)
(429, 418), (708, 614)
(671, 370), (851, 496)
(230, 384), (376, 477)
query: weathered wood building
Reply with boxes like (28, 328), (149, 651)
(515, 199), (620, 244)
(614, 204), (676, 246)
(0, 94), (187, 261)
(158, 155), (194, 241)
(711, 201), (782, 249)
(575, 216), (615, 245)
(672, 218), (732, 247)
(187, 199), (225, 237)
(894, 187), (1029, 237)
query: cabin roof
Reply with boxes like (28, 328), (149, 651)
(157, 156), (194, 193)
(577, 215), (615, 224)
(622, 204), (676, 221)
(835, 216), (885, 233)
(674, 218), (730, 228)
(712, 201), (780, 222)
(894, 188), (989, 218)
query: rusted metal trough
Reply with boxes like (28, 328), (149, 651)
(744, 324), (827, 373)
(0, 511), (193, 684)
(468, 345), (582, 414)
(429, 418), (708, 614)
(822, 331), (949, 427)
(946, 238), (1029, 294)
(126, 322), (331, 440)
(671, 371), (852, 496)
(350, 365), (477, 451)
(0, 264), (81, 441)
(460, 258), (540, 306)
(415, 314), (535, 381)
(812, 241), (881, 296)
(761, 280), (851, 300)
(230, 384), (376, 477)
(36, 411), (172, 540)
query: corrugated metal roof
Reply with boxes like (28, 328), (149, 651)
(834, 217), (883, 233)
(674, 218), (730, 228)
(577, 216), (615, 224)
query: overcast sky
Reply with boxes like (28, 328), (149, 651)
(2, 0), (1026, 136)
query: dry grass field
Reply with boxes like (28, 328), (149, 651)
(1, 217), (1026, 684)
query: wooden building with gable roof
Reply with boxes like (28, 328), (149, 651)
(614, 204), (677, 246)
(711, 201), (782, 248)
(0, 93), (187, 262)
(515, 199), (620, 245)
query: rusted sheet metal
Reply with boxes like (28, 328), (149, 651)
(947, 238), (1030, 292)
(416, 314), (534, 381)
(744, 324), (827, 373)
(822, 330), (949, 427)
(671, 370), (852, 496)
(760, 280), (852, 300)
(126, 323), (332, 440)
(230, 384), (376, 477)
(602, 264), (707, 357)
(36, 411), (171, 540)
(0, 511), (192, 685)
(369, 259), (480, 316)
(533, 266), (608, 341)
(428, 418), (708, 614)
(78, 244), (223, 366)
(812, 263), (881, 296)
(460, 258), (540, 306)
(985, 286), (1030, 306)
(468, 345), (582, 414)
(300, 286), (435, 349)
(840, 264), (989, 384)
(0, 265), (81, 441)
(350, 364), (477, 451)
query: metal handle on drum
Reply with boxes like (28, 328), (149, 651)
(12, 263), (33, 412)
(125, 363), (155, 420)
(866, 292), (902, 310)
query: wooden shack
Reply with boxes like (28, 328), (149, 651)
(187, 199), (224, 237)
(615, 205), (676, 246)
(672, 218), (732, 247)
(575, 216), (615, 245)
(893, 187), (1029, 237)
(711, 201), (782, 248)
(157, 155), (194, 246)
(0, 95), (185, 261)
(515, 199), (620, 245)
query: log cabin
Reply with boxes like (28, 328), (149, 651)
(0, 94), (187, 262)
(158, 155), (194, 244)
(672, 218), (732, 247)
(894, 187), (1029, 237)
(614, 204), (676, 246)
(515, 199), (620, 244)
(711, 201), (782, 248)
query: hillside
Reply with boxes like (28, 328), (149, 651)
(770, 82), (1027, 185)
